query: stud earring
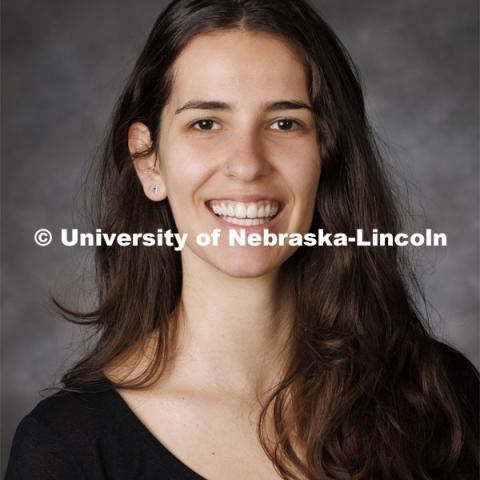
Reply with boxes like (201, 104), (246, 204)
(151, 185), (161, 193)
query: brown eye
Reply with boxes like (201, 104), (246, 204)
(191, 119), (220, 131)
(270, 119), (302, 131)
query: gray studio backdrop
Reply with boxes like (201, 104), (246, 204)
(2, 0), (478, 472)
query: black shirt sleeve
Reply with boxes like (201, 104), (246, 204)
(5, 414), (85, 480)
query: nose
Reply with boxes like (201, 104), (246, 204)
(222, 129), (272, 181)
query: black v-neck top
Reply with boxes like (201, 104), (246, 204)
(5, 387), (207, 480)
(5, 341), (480, 480)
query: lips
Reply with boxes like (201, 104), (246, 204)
(205, 198), (284, 227)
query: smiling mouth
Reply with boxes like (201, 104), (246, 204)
(206, 199), (283, 226)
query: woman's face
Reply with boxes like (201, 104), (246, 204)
(145, 29), (321, 278)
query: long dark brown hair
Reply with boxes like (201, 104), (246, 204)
(53, 1), (479, 478)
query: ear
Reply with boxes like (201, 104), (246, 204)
(128, 122), (167, 201)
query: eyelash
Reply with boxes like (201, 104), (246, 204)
(189, 118), (303, 132)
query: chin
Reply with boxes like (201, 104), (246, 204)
(212, 249), (284, 279)
(219, 265), (275, 279)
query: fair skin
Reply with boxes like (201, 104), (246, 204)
(113, 29), (321, 479)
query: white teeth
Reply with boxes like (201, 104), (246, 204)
(221, 217), (267, 226)
(235, 204), (247, 219)
(209, 200), (281, 220)
(208, 200), (281, 227)
(246, 204), (257, 219)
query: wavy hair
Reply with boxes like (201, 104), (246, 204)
(53, 0), (479, 478)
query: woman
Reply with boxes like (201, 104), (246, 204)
(6, 0), (479, 479)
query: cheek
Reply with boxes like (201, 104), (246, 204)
(161, 144), (213, 209)
(303, 167), (321, 202)
(282, 149), (321, 204)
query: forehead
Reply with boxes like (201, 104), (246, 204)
(167, 29), (310, 105)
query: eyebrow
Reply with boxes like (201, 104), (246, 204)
(174, 99), (313, 114)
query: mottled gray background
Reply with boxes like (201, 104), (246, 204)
(1, 0), (478, 473)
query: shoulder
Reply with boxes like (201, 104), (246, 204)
(432, 339), (479, 425)
(25, 388), (124, 440)
(6, 389), (128, 479)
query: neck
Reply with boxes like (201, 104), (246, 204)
(164, 248), (295, 402)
